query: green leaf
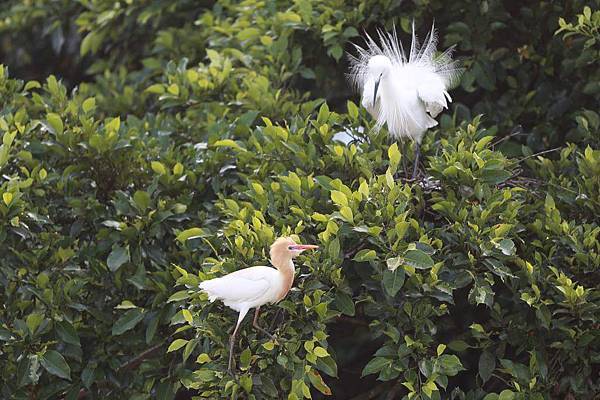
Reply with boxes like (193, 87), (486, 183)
(151, 161), (167, 175)
(436, 354), (464, 376)
(361, 357), (390, 377)
(26, 313), (44, 334)
(2, 192), (12, 206)
(82, 97), (96, 113)
(437, 344), (446, 356)
(330, 190), (348, 206)
(480, 168), (511, 185)
(40, 350), (71, 381)
(498, 390), (515, 400)
(176, 227), (205, 243)
(168, 290), (190, 303)
(479, 351), (495, 384)
(353, 249), (377, 262)
(483, 395), (499, 400)
(167, 338), (188, 352)
(133, 190), (151, 211)
(382, 268), (405, 297)
(182, 339), (198, 363)
(112, 309), (145, 336)
(347, 101), (359, 120)
(213, 139), (245, 151)
(334, 291), (355, 316)
(240, 348), (251, 369)
(388, 142), (401, 168)
(308, 369), (332, 395)
(339, 206), (353, 222)
(315, 356), (338, 378)
(313, 346), (329, 357)
(262, 341), (275, 350)
(404, 249), (434, 269)
(447, 340), (470, 352)
(55, 321), (80, 346)
(146, 84), (165, 94)
(107, 245), (129, 272)
(182, 309), (193, 324)
(329, 44), (343, 60)
(46, 113), (64, 135)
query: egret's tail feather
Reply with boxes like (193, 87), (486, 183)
(347, 22), (463, 93)
(199, 279), (220, 302)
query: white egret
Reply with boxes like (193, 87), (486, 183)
(348, 23), (462, 178)
(199, 237), (318, 374)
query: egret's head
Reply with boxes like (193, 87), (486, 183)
(270, 237), (318, 261)
(367, 55), (393, 78)
(367, 55), (392, 105)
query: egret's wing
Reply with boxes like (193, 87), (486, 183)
(416, 77), (450, 118)
(199, 266), (273, 304)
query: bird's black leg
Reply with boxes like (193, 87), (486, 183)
(228, 322), (241, 376)
(268, 307), (283, 331)
(412, 142), (421, 180)
(253, 307), (276, 342)
(401, 140), (408, 179)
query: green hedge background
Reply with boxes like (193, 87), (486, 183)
(0, 1), (598, 399)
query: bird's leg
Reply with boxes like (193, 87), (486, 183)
(401, 141), (408, 179)
(227, 322), (240, 376)
(268, 307), (280, 331)
(412, 142), (421, 180)
(253, 307), (277, 342)
(228, 309), (248, 376)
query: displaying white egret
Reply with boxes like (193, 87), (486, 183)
(199, 237), (318, 374)
(348, 23), (462, 178)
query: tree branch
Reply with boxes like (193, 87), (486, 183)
(117, 342), (165, 372)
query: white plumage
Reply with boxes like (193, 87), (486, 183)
(199, 237), (318, 374)
(201, 266), (281, 312)
(348, 23), (462, 177)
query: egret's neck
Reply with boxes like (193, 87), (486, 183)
(271, 255), (295, 301)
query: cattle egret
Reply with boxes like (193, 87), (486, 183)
(199, 237), (318, 374)
(348, 23), (462, 178)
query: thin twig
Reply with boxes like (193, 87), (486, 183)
(511, 146), (562, 165)
(344, 241), (368, 259)
(117, 342), (165, 372)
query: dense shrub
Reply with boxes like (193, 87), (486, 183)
(0, 1), (598, 399)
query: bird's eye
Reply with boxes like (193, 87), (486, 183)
(288, 246), (293, 250)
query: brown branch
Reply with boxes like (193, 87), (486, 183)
(344, 241), (368, 259)
(61, 343), (167, 400)
(117, 342), (165, 372)
(511, 146), (562, 165)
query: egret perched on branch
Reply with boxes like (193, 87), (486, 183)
(199, 237), (318, 374)
(348, 23), (462, 178)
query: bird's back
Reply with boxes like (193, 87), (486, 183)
(199, 266), (280, 312)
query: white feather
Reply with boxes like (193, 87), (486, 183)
(348, 23), (462, 143)
(199, 266), (282, 313)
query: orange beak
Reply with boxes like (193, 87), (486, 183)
(290, 244), (319, 251)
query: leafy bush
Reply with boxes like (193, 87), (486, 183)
(0, 1), (598, 399)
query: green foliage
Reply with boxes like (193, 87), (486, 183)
(0, 1), (599, 399)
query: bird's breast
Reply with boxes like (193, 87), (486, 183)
(274, 263), (295, 302)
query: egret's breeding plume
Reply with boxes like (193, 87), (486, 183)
(348, 23), (462, 178)
(199, 237), (318, 374)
